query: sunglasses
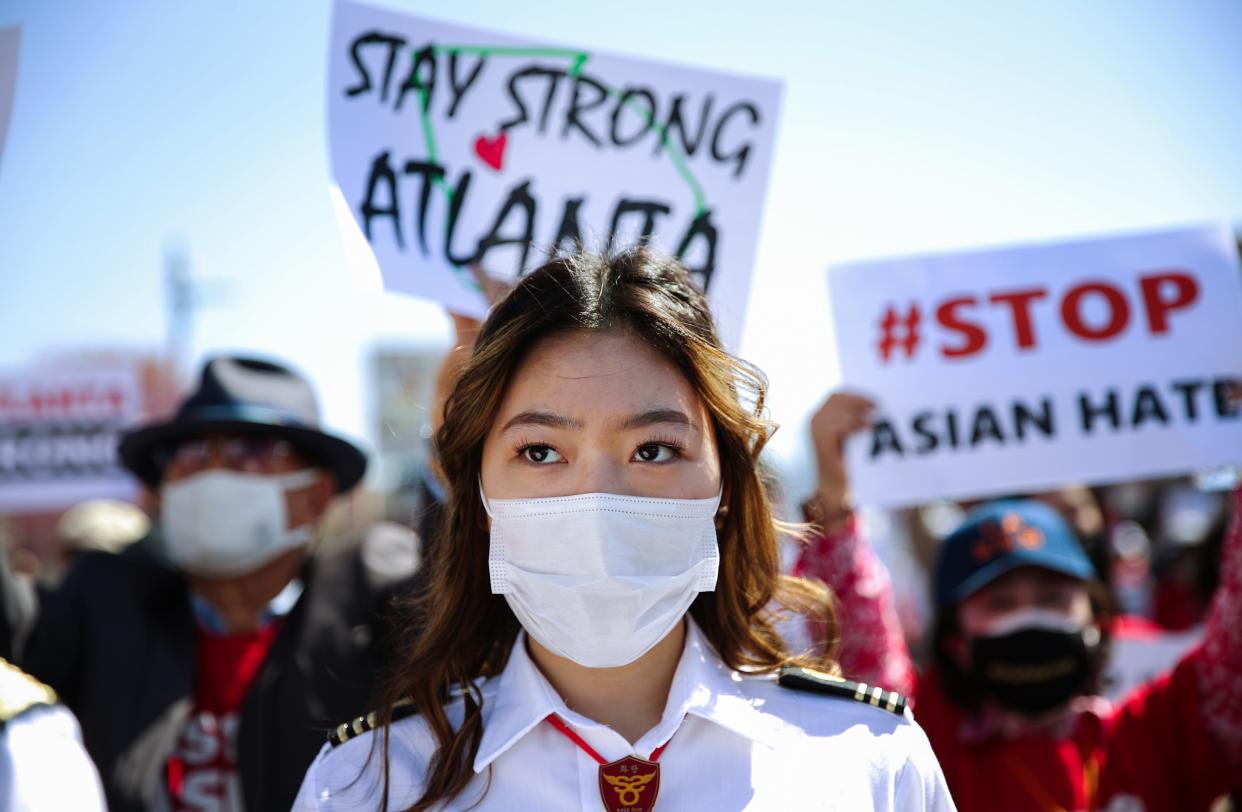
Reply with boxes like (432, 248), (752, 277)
(157, 436), (305, 476)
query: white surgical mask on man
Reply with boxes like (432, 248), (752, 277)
(160, 469), (319, 578)
(482, 484), (721, 668)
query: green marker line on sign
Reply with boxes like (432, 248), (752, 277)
(610, 87), (707, 217)
(569, 52), (588, 78)
(412, 83), (475, 289)
(416, 88), (440, 167)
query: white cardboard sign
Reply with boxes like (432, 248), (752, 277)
(828, 224), (1242, 508)
(0, 369), (142, 511)
(327, 1), (783, 349)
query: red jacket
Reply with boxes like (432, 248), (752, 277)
(912, 653), (1228, 811)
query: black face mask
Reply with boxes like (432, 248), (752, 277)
(969, 624), (1099, 716)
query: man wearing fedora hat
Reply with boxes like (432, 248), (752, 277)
(21, 356), (419, 812)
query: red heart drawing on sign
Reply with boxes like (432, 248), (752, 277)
(474, 131), (507, 171)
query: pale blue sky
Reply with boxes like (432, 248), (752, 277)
(2, 0), (1240, 496)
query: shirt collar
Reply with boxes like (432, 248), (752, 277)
(472, 618), (785, 773)
(663, 618), (788, 750)
(472, 631), (565, 772)
(189, 577), (303, 634)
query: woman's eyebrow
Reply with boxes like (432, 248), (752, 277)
(500, 410), (585, 432)
(619, 409), (696, 431)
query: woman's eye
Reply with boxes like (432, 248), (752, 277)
(521, 445), (562, 464)
(633, 443), (677, 463)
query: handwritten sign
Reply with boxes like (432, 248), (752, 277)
(0, 369), (142, 511)
(828, 224), (1242, 508)
(327, 2), (782, 348)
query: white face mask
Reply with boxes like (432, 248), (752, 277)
(983, 607), (1101, 647)
(482, 486), (721, 668)
(160, 469), (319, 578)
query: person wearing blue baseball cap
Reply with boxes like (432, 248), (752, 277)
(795, 390), (1242, 812)
(930, 499), (1106, 718)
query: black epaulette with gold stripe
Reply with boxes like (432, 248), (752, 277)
(778, 665), (909, 716)
(0, 658), (58, 730)
(328, 698), (420, 747)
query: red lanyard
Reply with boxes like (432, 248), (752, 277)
(546, 714), (672, 812)
(545, 714), (673, 763)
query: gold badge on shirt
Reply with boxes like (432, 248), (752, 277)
(598, 755), (660, 812)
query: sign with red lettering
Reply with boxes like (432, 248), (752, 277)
(0, 369), (142, 511)
(327, 1), (783, 350)
(828, 224), (1242, 507)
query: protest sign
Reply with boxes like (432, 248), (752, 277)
(828, 224), (1242, 508)
(1100, 624), (1202, 702)
(327, 1), (782, 348)
(0, 26), (19, 171)
(0, 369), (142, 511)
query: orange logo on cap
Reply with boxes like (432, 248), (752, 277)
(971, 513), (1046, 562)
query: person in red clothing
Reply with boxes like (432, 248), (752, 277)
(793, 392), (919, 696)
(796, 390), (1241, 812)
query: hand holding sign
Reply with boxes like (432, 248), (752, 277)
(466, 263), (515, 309)
(808, 391), (875, 530)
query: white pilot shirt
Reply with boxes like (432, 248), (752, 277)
(293, 619), (956, 811)
(0, 703), (108, 812)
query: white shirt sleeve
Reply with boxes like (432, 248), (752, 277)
(1, 703), (107, 812)
(290, 742), (331, 811)
(892, 715), (958, 812)
(290, 735), (412, 812)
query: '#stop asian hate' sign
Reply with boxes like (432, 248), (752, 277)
(828, 223), (1242, 508)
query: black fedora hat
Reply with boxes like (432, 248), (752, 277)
(119, 356), (367, 493)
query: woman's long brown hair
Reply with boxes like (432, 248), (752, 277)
(372, 249), (838, 811)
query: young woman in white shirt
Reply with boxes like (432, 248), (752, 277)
(294, 250), (954, 811)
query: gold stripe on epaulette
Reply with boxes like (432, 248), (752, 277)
(777, 665), (909, 717)
(329, 698), (422, 747)
(0, 659), (57, 723)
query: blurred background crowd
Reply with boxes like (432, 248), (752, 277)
(1, 2), (1240, 811)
